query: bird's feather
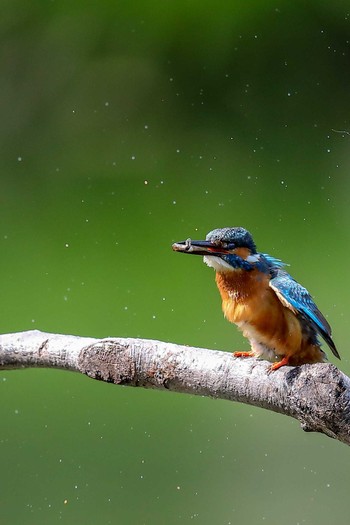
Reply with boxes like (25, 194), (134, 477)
(269, 269), (340, 359)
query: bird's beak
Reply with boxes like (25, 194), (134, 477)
(172, 239), (229, 256)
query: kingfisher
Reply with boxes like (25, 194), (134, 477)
(172, 227), (340, 371)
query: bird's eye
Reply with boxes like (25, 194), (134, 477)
(212, 240), (234, 250)
(220, 242), (235, 250)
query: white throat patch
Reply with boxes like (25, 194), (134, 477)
(203, 255), (234, 272)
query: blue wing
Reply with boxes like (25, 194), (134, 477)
(269, 269), (340, 359)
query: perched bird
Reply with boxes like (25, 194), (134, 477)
(172, 227), (340, 371)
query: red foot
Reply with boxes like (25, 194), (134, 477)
(269, 356), (290, 372)
(233, 351), (255, 359)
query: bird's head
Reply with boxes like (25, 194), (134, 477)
(172, 227), (258, 272)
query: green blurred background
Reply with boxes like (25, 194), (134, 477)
(1, 1), (350, 524)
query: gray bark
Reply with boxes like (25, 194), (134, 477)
(1, 330), (349, 445)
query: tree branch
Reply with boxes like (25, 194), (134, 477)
(1, 330), (349, 445)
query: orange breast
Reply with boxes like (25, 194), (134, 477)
(215, 269), (320, 361)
